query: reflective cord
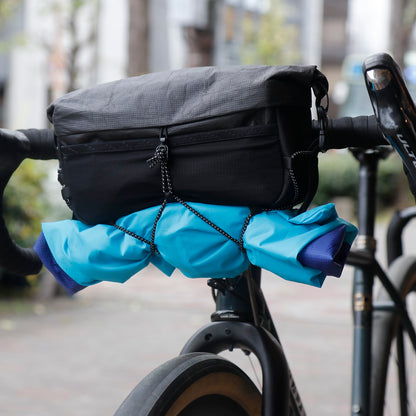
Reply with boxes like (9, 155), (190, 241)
(116, 129), (258, 254)
(150, 199), (168, 255)
(112, 223), (160, 254)
(173, 194), (241, 246)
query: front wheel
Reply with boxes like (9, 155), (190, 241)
(114, 352), (262, 416)
(371, 256), (416, 415)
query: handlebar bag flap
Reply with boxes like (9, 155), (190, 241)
(47, 65), (328, 225)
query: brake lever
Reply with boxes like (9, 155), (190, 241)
(363, 53), (416, 185)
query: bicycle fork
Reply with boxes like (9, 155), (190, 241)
(180, 267), (301, 416)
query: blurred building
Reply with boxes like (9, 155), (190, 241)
(0, 0), (394, 129)
(0, 0), (129, 129)
(333, 0), (394, 117)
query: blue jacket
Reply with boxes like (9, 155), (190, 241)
(34, 202), (357, 294)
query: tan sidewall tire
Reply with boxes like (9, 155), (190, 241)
(165, 371), (261, 416)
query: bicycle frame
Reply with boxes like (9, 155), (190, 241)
(386, 205), (416, 265)
(2, 52), (416, 416)
(348, 147), (382, 415)
(179, 146), (416, 416)
(347, 147), (416, 415)
(181, 267), (298, 416)
(347, 147), (416, 416)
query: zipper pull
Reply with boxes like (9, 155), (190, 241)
(147, 128), (169, 168)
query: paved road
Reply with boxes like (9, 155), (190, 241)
(0, 265), (354, 416)
(1, 221), (415, 416)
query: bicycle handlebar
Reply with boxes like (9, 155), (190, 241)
(19, 128), (57, 160)
(312, 115), (386, 149)
(0, 128), (56, 276)
(0, 53), (414, 279)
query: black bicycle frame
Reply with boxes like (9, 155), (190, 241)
(180, 268), (298, 416)
(346, 148), (381, 415)
(347, 147), (416, 416)
(387, 206), (416, 265)
(180, 147), (416, 416)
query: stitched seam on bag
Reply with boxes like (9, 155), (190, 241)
(57, 124), (274, 141)
(166, 125), (277, 147)
(59, 125), (278, 156)
(60, 139), (158, 156)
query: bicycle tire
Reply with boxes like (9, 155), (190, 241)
(371, 255), (416, 416)
(113, 352), (262, 416)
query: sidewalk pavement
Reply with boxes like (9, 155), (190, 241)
(1, 221), (415, 416)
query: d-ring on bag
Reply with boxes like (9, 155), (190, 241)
(47, 65), (328, 225)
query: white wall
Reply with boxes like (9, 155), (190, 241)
(4, 0), (129, 129)
(300, 0), (323, 66)
(347, 0), (391, 55)
(5, 1), (49, 129)
(95, 0), (128, 83)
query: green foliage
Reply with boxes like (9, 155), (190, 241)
(242, 0), (299, 65)
(315, 152), (358, 205)
(403, 0), (416, 28)
(0, 0), (24, 52)
(39, 0), (97, 15)
(0, 159), (51, 296)
(3, 159), (50, 247)
(0, 0), (20, 25)
(315, 151), (407, 211)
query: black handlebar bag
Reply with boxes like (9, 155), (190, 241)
(47, 65), (328, 225)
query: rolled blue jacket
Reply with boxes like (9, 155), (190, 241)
(34, 202), (357, 294)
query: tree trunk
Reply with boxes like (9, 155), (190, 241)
(185, 27), (214, 67)
(389, 0), (416, 69)
(184, 0), (215, 67)
(128, 0), (149, 76)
